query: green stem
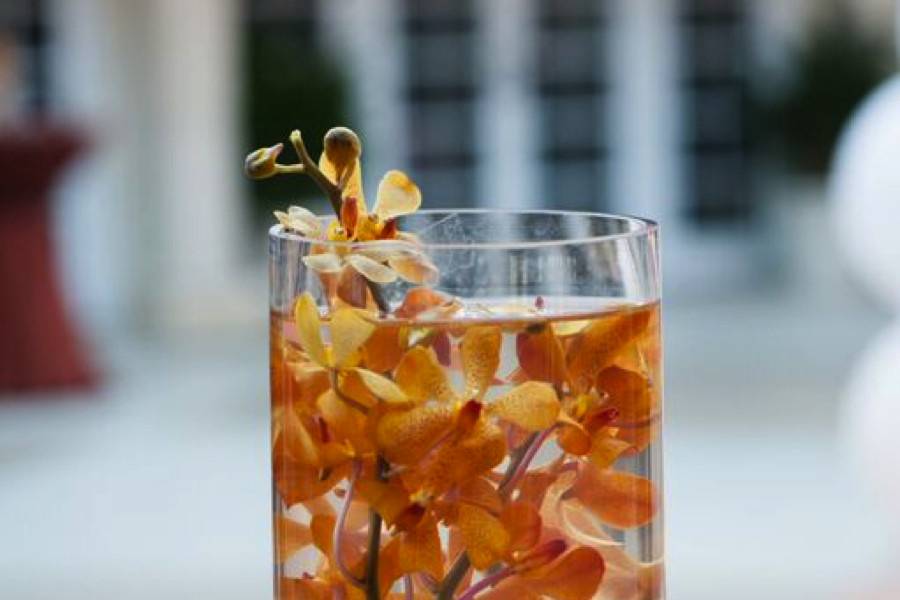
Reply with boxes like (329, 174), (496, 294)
(365, 455), (390, 600)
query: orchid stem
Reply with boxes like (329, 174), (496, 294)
(289, 129), (343, 217)
(366, 279), (391, 315)
(439, 429), (552, 600)
(437, 553), (472, 600)
(500, 427), (554, 499)
(456, 567), (513, 600)
(335, 459), (366, 589)
(403, 575), (415, 600)
(365, 455), (389, 600)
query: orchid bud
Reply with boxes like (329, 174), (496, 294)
(244, 143), (283, 179)
(323, 127), (361, 172)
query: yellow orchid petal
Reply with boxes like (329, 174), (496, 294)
(318, 390), (373, 453)
(551, 320), (591, 337)
(293, 293), (328, 367)
(345, 253), (398, 284)
(276, 515), (313, 563)
(571, 465), (659, 529)
(556, 412), (592, 456)
(457, 476), (503, 514)
(282, 409), (322, 466)
(285, 362), (331, 409)
(399, 516), (444, 580)
(595, 366), (656, 426)
(460, 326), (502, 400)
(330, 307), (377, 368)
(355, 479), (413, 527)
(615, 419), (661, 454)
(310, 512), (367, 581)
(388, 253), (439, 285)
(362, 325), (404, 373)
(336, 265), (369, 308)
(394, 287), (456, 320)
(500, 501), (542, 554)
(337, 369), (378, 409)
(394, 346), (457, 403)
(516, 323), (568, 386)
(458, 503), (510, 570)
(374, 170), (422, 221)
(376, 404), (455, 465)
(480, 580), (540, 600)
(279, 577), (332, 600)
(319, 142), (366, 210)
(490, 381), (560, 431)
(303, 252), (344, 274)
(274, 451), (346, 507)
(522, 547), (606, 600)
(351, 368), (409, 405)
(378, 538), (404, 594)
(567, 308), (652, 393)
(419, 420), (506, 493)
(589, 432), (632, 469)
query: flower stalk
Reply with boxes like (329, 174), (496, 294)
(335, 460), (367, 589)
(365, 455), (390, 600)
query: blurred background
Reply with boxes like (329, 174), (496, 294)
(2, 0), (899, 598)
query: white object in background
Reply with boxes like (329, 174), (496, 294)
(829, 75), (900, 313)
(841, 320), (900, 536)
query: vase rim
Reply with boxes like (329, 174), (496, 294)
(269, 208), (658, 251)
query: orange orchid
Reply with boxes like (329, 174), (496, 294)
(253, 126), (665, 600)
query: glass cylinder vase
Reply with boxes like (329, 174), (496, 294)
(269, 210), (664, 600)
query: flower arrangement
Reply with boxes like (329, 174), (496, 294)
(251, 127), (663, 600)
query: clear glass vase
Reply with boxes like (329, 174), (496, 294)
(269, 210), (664, 600)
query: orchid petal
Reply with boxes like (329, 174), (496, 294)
(394, 287), (455, 320)
(374, 170), (422, 221)
(345, 253), (398, 284)
(350, 368), (409, 405)
(566, 308), (652, 392)
(376, 404), (455, 465)
(303, 252), (344, 274)
(458, 476), (503, 514)
(490, 381), (560, 431)
(589, 432), (632, 470)
(389, 253), (440, 285)
(500, 502), (542, 553)
(522, 547), (606, 600)
(399, 516), (444, 580)
(460, 326), (502, 400)
(458, 503), (510, 570)
(516, 323), (568, 386)
(330, 307), (376, 368)
(318, 390), (373, 453)
(356, 479), (414, 527)
(394, 346), (457, 404)
(293, 293), (328, 367)
(336, 266), (370, 308)
(362, 325), (404, 373)
(274, 451), (346, 506)
(276, 515), (313, 562)
(571, 465), (659, 529)
(595, 366), (656, 425)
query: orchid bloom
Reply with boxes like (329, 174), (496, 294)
(276, 173), (437, 289)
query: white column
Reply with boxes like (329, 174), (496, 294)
(49, 0), (249, 335)
(476, 0), (539, 209)
(607, 0), (681, 223)
(144, 0), (248, 332)
(321, 0), (409, 191)
(48, 0), (151, 334)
